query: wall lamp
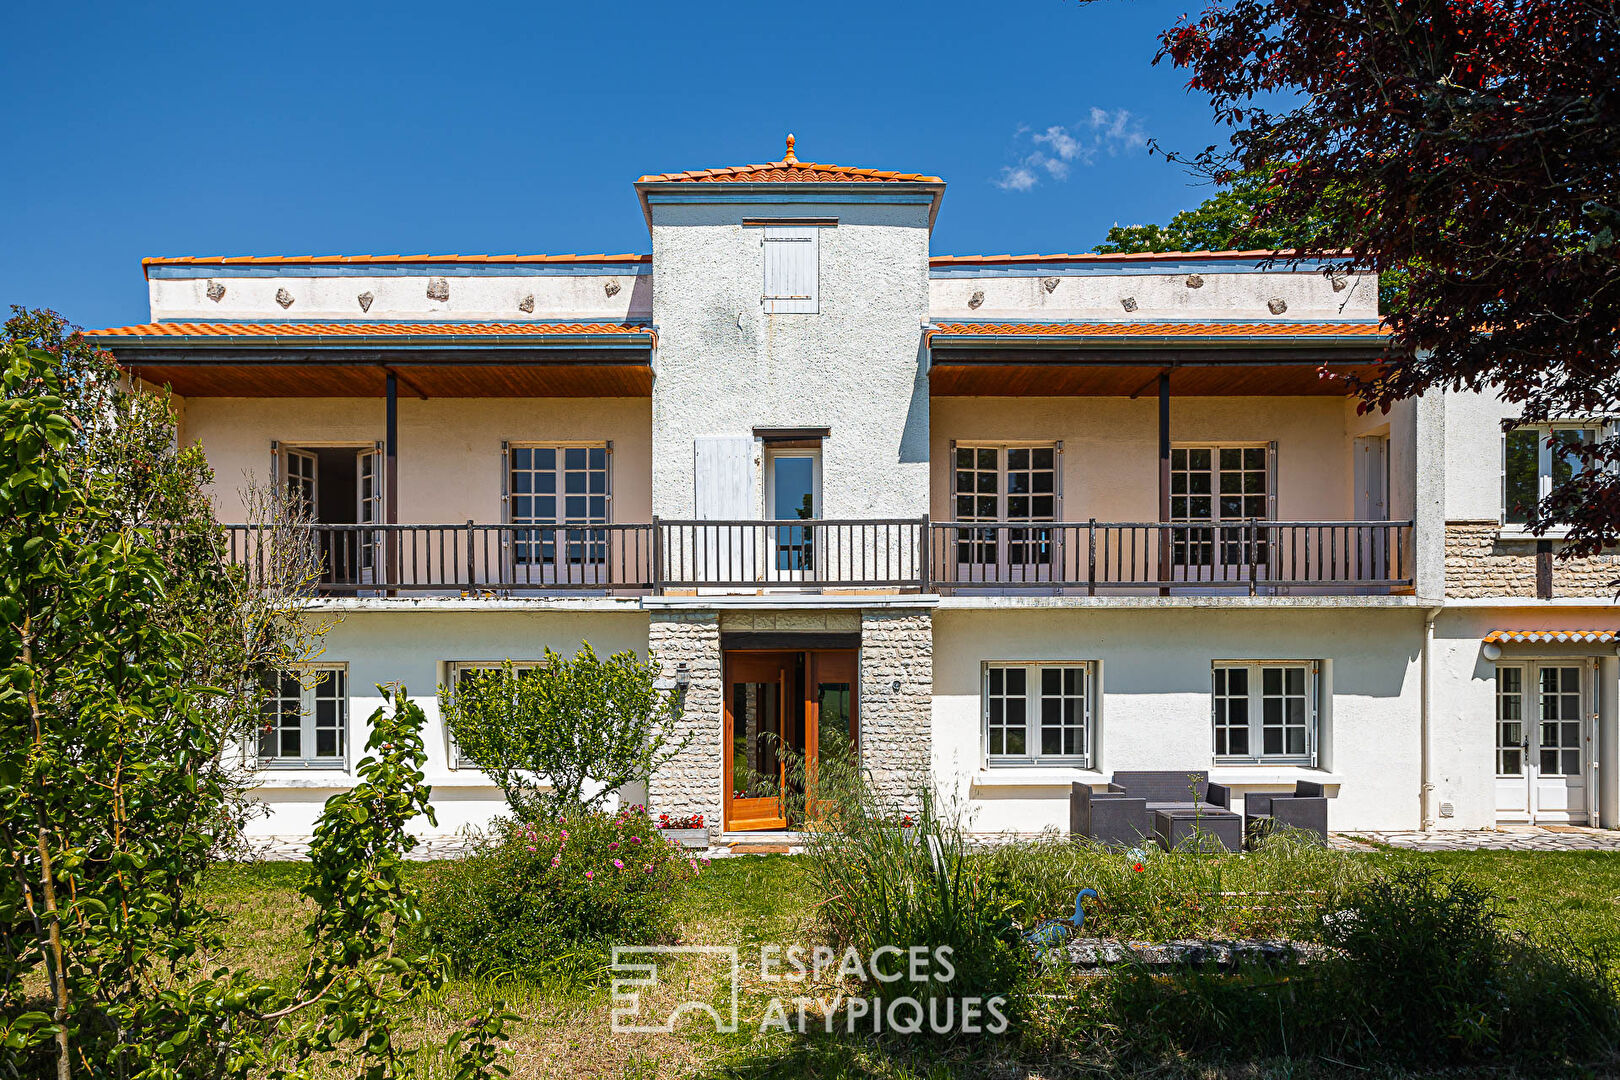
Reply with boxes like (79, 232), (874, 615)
(674, 662), (691, 693)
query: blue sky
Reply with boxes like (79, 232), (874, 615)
(2, 1), (1228, 329)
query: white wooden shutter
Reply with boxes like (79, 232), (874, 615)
(443, 662), (462, 771)
(1308, 660), (1321, 767)
(694, 435), (756, 584)
(694, 435), (755, 519)
(762, 226), (818, 314)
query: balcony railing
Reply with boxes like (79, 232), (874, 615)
(223, 518), (1413, 597)
(929, 520), (1414, 594)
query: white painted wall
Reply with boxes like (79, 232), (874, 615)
(1429, 602), (1620, 829)
(148, 271), (651, 322)
(246, 608), (649, 837)
(648, 201), (931, 519)
(928, 269), (1379, 322)
(1443, 387), (1518, 521)
(931, 605), (1426, 832)
(180, 396), (652, 524)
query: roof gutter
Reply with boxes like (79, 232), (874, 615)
(82, 332), (656, 349)
(926, 333), (1388, 350)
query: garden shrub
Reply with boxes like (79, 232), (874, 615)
(979, 827), (1372, 944)
(1324, 866), (1620, 1065)
(1022, 865), (1620, 1071)
(416, 806), (700, 984)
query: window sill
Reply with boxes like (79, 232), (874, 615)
(257, 761), (347, 771)
(972, 767), (1106, 789)
(1498, 526), (1572, 542)
(1208, 766), (1343, 787)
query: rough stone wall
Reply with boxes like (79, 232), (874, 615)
(719, 609), (861, 633)
(646, 611), (723, 833)
(1446, 521), (1620, 599)
(859, 609), (933, 815)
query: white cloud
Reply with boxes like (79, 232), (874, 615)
(996, 110), (1148, 191)
(995, 165), (1039, 192)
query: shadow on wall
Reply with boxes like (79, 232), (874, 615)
(900, 337), (930, 465)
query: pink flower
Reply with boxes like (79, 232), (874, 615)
(608, 841), (619, 850)
(613, 859), (625, 869)
(550, 855), (561, 868)
(629, 836), (641, 844)
(585, 870), (594, 880)
(527, 845), (536, 852)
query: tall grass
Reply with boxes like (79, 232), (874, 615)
(978, 828), (1374, 943)
(788, 735), (1026, 1000)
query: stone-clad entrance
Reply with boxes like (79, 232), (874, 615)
(647, 606), (933, 839)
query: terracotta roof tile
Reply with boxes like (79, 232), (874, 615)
(1484, 629), (1618, 644)
(84, 321), (653, 340)
(141, 253), (649, 268)
(637, 161), (943, 184)
(927, 321), (1387, 340)
(637, 134), (941, 185)
(930, 250), (1351, 265)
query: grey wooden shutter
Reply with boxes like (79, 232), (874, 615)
(1054, 440), (1065, 517)
(1500, 434), (1508, 526)
(500, 442), (511, 583)
(762, 226), (818, 314)
(1266, 440), (1279, 520)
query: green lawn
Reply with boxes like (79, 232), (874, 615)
(202, 848), (1620, 1079)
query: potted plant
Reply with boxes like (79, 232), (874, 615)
(656, 811), (709, 850)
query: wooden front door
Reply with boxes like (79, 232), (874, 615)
(724, 649), (859, 832)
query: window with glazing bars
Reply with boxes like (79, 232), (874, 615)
(1212, 662), (1313, 763)
(509, 445), (609, 565)
(256, 668), (346, 765)
(1171, 446), (1270, 570)
(984, 662), (1091, 766)
(952, 445), (1058, 565)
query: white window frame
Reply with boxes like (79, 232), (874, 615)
(1211, 660), (1318, 766)
(443, 660), (543, 769)
(502, 441), (613, 574)
(1501, 423), (1602, 531)
(981, 661), (1095, 768)
(761, 225), (819, 314)
(255, 665), (348, 769)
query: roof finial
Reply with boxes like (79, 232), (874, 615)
(783, 133), (797, 163)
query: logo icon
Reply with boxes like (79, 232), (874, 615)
(610, 946), (740, 1033)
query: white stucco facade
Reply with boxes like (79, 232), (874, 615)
(88, 145), (1615, 840)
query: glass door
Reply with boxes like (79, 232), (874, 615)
(806, 651), (858, 820)
(725, 653), (792, 831)
(1496, 663), (1590, 823)
(1171, 446), (1271, 584)
(765, 450), (819, 582)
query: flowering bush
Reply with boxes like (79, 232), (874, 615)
(656, 811), (705, 830)
(416, 806), (703, 983)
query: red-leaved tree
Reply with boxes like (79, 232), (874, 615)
(1148, 0), (1620, 553)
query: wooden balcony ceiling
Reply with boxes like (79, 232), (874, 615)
(82, 322), (655, 397)
(928, 321), (1391, 396)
